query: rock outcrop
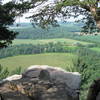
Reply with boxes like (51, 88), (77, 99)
(0, 65), (81, 100)
(87, 78), (100, 100)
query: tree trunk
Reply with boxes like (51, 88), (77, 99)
(90, 6), (100, 29)
(95, 20), (100, 28)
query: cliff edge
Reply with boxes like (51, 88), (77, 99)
(0, 65), (81, 100)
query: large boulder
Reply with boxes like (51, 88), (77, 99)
(87, 78), (100, 100)
(0, 65), (81, 100)
(96, 92), (100, 100)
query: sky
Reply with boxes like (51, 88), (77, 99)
(3, 0), (55, 23)
(3, 0), (84, 23)
(3, 0), (31, 22)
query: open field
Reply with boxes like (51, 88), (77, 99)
(75, 35), (100, 43)
(90, 47), (100, 52)
(12, 38), (92, 46)
(0, 53), (76, 72)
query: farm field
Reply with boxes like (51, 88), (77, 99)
(75, 34), (100, 43)
(90, 47), (100, 52)
(12, 38), (92, 46)
(0, 53), (76, 72)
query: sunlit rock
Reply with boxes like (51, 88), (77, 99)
(0, 65), (81, 100)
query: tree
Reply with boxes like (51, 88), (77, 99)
(0, 0), (48, 48)
(15, 0), (100, 31)
(0, 1), (18, 48)
(1, 0), (100, 48)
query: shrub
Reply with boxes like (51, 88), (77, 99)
(72, 48), (100, 100)
(0, 65), (9, 80)
(11, 67), (22, 75)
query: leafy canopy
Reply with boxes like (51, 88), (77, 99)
(15, 0), (100, 32)
(0, 0), (100, 47)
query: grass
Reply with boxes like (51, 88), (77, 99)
(12, 38), (92, 46)
(0, 53), (76, 72)
(76, 35), (100, 43)
(90, 47), (100, 52)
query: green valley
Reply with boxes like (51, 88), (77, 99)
(0, 22), (100, 100)
(12, 38), (92, 46)
(0, 53), (75, 72)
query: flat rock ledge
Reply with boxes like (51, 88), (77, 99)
(0, 65), (81, 100)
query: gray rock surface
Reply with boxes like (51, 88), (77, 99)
(96, 92), (100, 100)
(0, 65), (81, 100)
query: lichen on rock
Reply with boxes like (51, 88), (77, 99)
(0, 65), (81, 100)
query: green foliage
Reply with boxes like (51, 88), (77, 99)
(81, 16), (99, 34)
(0, 64), (9, 80)
(74, 35), (100, 46)
(18, 0), (100, 31)
(90, 47), (100, 52)
(0, 2), (18, 48)
(10, 22), (100, 45)
(0, 42), (79, 58)
(10, 22), (81, 39)
(0, 53), (75, 73)
(13, 38), (90, 45)
(72, 48), (100, 100)
(11, 67), (22, 75)
(64, 64), (77, 72)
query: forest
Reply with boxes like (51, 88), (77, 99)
(1, 0), (100, 99)
(0, 22), (100, 100)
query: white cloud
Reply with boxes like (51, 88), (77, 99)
(15, 13), (31, 23)
(3, 0), (83, 23)
(2, 0), (12, 4)
(98, 2), (100, 7)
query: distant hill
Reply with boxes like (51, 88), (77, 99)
(9, 22), (84, 39)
